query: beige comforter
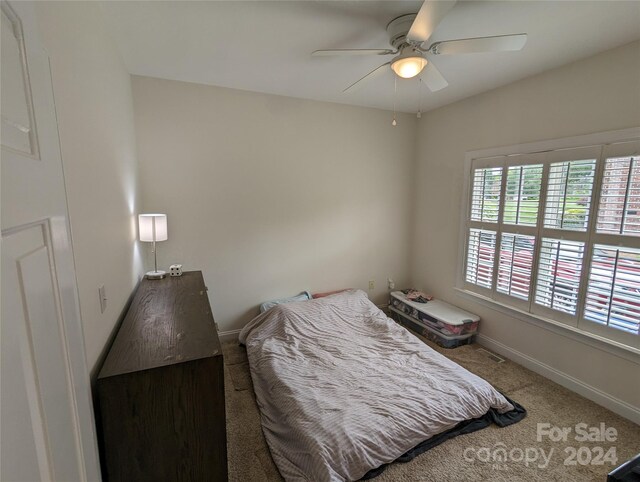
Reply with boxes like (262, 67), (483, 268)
(239, 289), (514, 481)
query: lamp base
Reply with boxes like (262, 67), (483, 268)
(145, 270), (166, 280)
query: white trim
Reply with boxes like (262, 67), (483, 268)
(218, 329), (241, 343)
(455, 287), (640, 363)
(475, 333), (640, 425)
(465, 127), (640, 162)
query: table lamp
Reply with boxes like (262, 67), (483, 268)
(139, 214), (168, 279)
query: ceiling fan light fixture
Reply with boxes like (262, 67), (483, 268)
(391, 55), (427, 79)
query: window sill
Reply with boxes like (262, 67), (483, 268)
(453, 287), (640, 364)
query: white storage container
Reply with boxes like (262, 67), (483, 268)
(388, 291), (479, 348)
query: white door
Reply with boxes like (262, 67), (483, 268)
(1, 1), (101, 480)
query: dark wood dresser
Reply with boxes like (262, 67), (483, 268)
(97, 271), (227, 481)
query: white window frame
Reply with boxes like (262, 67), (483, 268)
(457, 128), (640, 355)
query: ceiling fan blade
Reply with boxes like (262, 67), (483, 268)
(343, 62), (391, 93)
(312, 49), (396, 57)
(407, 0), (457, 45)
(420, 61), (448, 92)
(430, 33), (527, 55)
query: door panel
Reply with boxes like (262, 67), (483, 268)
(0, 2), (38, 157)
(1, 1), (100, 481)
(2, 224), (59, 481)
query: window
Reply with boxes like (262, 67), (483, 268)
(462, 136), (640, 350)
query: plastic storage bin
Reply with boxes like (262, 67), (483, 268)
(388, 291), (479, 348)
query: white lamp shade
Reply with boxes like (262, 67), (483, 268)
(139, 214), (168, 242)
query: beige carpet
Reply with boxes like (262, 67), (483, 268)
(223, 339), (639, 482)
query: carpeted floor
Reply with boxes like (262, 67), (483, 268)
(223, 338), (640, 482)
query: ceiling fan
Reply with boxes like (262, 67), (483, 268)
(312, 0), (527, 93)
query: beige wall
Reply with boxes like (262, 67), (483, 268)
(132, 76), (416, 333)
(31, 2), (639, 420)
(413, 41), (640, 414)
(36, 2), (143, 371)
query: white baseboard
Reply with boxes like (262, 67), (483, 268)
(476, 334), (640, 425)
(218, 329), (241, 343)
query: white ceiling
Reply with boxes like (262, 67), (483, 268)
(100, 1), (640, 114)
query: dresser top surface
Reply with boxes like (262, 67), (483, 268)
(98, 271), (221, 379)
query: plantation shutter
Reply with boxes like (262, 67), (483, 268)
(503, 164), (543, 226)
(534, 239), (585, 315)
(584, 245), (640, 335)
(470, 166), (502, 223)
(465, 229), (496, 289)
(496, 234), (535, 300)
(580, 140), (640, 347)
(465, 158), (505, 295)
(543, 159), (596, 231)
(462, 139), (639, 349)
(596, 154), (640, 235)
(494, 158), (545, 308)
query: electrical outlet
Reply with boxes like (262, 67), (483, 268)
(388, 278), (395, 290)
(368, 280), (375, 290)
(98, 285), (107, 314)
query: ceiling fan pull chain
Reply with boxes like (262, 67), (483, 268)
(392, 77), (398, 126)
(417, 75), (423, 119)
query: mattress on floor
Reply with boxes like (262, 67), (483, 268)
(239, 290), (524, 482)
(389, 291), (479, 336)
